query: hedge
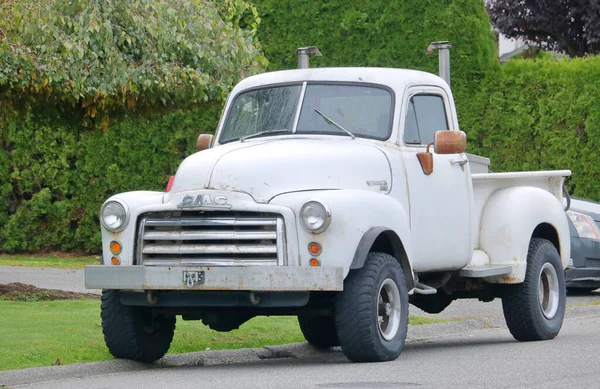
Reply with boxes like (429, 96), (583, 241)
(7, 1), (600, 252)
(1, 0), (500, 253)
(254, 0), (498, 96)
(466, 55), (600, 200)
(0, 105), (221, 252)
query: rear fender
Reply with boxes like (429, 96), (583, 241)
(479, 187), (570, 283)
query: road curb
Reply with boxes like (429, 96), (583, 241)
(2, 305), (599, 387)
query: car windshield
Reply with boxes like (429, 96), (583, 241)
(219, 83), (393, 143)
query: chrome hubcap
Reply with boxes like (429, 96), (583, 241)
(538, 262), (559, 319)
(377, 278), (401, 341)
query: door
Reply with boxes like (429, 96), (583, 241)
(400, 88), (473, 271)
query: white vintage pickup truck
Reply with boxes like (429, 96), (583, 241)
(86, 65), (571, 363)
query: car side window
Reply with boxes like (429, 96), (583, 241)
(403, 94), (449, 145)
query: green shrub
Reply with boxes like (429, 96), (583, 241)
(0, 106), (220, 252)
(466, 56), (600, 200)
(254, 0), (499, 153)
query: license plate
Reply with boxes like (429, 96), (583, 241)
(183, 270), (205, 288)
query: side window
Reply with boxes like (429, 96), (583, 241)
(403, 94), (449, 145)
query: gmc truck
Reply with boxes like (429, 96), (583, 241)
(86, 47), (571, 363)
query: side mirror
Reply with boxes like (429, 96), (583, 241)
(434, 130), (466, 154)
(416, 130), (467, 175)
(196, 134), (214, 152)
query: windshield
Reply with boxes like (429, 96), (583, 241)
(219, 83), (393, 143)
(220, 84), (302, 143)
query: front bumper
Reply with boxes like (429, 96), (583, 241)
(85, 265), (343, 291)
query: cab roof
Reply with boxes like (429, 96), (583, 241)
(232, 67), (449, 95)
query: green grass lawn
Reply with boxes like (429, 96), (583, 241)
(0, 254), (100, 269)
(0, 299), (449, 371)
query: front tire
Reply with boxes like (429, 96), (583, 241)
(335, 252), (409, 362)
(101, 290), (176, 363)
(502, 238), (566, 341)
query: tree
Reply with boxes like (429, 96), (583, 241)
(486, 0), (600, 57)
(0, 0), (266, 119)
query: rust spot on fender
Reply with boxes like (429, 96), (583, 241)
(501, 274), (520, 284)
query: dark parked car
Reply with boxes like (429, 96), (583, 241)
(566, 198), (600, 293)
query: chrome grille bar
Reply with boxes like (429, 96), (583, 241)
(137, 213), (285, 266)
(143, 230), (277, 241)
(143, 243), (277, 255)
(144, 218), (277, 227)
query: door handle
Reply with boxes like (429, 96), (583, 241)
(451, 159), (468, 167)
(451, 159), (469, 171)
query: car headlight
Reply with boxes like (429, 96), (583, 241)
(100, 201), (129, 232)
(567, 210), (600, 240)
(300, 201), (331, 233)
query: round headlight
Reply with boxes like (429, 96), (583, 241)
(300, 201), (331, 233)
(100, 201), (128, 232)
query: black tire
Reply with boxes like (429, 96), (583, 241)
(335, 252), (409, 362)
(502, 238), (566, 341)
(101, 290), (176, 363)
(298, 315), (340, 348)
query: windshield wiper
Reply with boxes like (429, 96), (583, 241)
(240, 129), (290, 142)
(313, 108), (356, 139)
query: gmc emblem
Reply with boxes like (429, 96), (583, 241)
(177, 194), (231, 209)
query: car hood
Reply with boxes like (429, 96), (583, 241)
(166, 138), (392, 203)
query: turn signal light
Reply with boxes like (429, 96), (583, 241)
(110, 241), (122, 255)
(166, 175), (175, 192)
(310, 258), (320, 267)
(111, 256), (120, 265)
(308, 242), (322, 256)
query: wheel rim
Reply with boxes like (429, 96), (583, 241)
(538, 262), (559, 319)
(377, 278), (401, 341)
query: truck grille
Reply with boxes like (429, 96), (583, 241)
(136, 211), (285, 266)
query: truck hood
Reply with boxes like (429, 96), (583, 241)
(167, 138), (392, 203)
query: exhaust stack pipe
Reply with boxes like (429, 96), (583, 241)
(296, 46), (322, 69)
(425, 41), (452, 87)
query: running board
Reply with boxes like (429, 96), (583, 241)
(459, 265), (512, 278)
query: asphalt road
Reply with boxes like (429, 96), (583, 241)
(3, 308), (600, 389)
(0, 266), (93, 294)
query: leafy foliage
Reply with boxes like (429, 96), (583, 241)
(0, 105), (221, 252)
(0, 0), (265, 118)
(486, 0), (600, 57)
(254, 0), (499, 138)
(255, 0), (497, 85)
(0, 0), (261, 253)
(465, 55), (600, 200)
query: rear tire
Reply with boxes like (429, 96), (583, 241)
(101, 290), (176, 363)
(335, 252), (408, 362)
(298, 315), (339, 348)
(502, 238), (566, 341)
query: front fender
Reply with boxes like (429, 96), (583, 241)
(101, 191), (165, 266)
(270, 190), (414, 281)
(479, 186), (570, 283)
